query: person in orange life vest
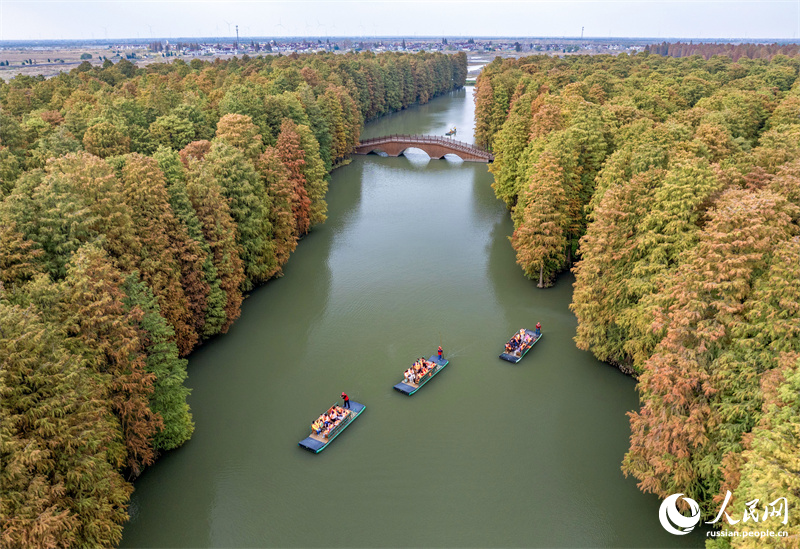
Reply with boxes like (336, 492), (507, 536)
(341, 392), (350, 409)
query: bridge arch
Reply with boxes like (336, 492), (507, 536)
(354, 135), (493, 163)
(359, 145), (465, 161)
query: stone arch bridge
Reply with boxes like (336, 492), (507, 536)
(354, 135), (493, 163)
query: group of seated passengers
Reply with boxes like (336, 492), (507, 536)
(403, 358), (434, 384)
(505, 329), (533, 355)
(311, 406), (350, 438)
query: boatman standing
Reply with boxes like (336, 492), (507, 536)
(535, 322), (542, 337)
(437, 346), (443, 361)
(341, 392), (350, 409)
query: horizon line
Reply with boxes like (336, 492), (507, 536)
(2, 35), (799, 44)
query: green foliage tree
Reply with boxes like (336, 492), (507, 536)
(214, 113), (263, 160)
(150, 114), (196, 151)
(122, 273), (194, 451)
(204, 142), (276, 288)
(185, 161), (245, 332)
(257, 146), (297, 270)
(510, 151), (569, 287)
(82, 121), (130, 158)
(119, 153), (204, 355)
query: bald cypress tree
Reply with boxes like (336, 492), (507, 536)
(59, 245), (162, 475)
(298, 84), (333, 172)
(623, 189), (799, 509)
(179, 139), (212, 166)
(204, 142), (277, 288)
(46, 153), (142, 274)
(294, 122), (328, 227)
(185, 162), (245, 332)
(117, 154), (201, 355)
(489, 91), (534, 208)
(215, 113), (264, 161)
(510, 150), (569, 287)
(154, 147), (227, 339)
(0, 301), (132, 549)
(0, 220), (42, 287)
(257, 146), (297, 270)
(276, 119), (312, 236)
(122, 273), (194, 452)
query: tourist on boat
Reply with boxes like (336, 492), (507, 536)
(535, 322), (541, 337)
(404, 368), (415, 384)
(341, 392), (350, 409)
(311, 419), (323, 435)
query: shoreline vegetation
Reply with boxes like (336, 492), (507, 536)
(475, 50), (800, 545)
(0, 50), (466, 548)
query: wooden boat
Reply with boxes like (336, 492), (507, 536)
(499, 329), (541, 363)
(298, 400), (366, 453)
(393, 355), (449, 395)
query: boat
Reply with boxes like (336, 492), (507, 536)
(445, 126), (457, 136)
(393, 354), (449, 395)
(298, 400), (366, 453)
(499, 329), (541, 363)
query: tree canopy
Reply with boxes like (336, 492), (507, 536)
(0, 49), (466, 547)
(475, 50), (800, 544)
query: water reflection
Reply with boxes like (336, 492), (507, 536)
(401, 148), (432, 168)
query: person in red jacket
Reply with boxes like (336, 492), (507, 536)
(341, 392), (350, 409)
(437, 346), (443, 361)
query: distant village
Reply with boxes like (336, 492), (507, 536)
(132, 36), (641, 57)
(0, 36), (648, 79)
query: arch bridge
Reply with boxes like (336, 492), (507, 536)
(354, 135), (493, 163)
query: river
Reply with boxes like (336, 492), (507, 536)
(121, 87), (703, 548)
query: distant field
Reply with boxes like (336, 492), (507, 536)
(0, 46), (181, 80)
(0, 45), (567, 82)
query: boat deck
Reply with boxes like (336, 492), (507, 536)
(499, 330), (541, 363)
(393, 355), (449, 395)
(298, 401), (365, 453)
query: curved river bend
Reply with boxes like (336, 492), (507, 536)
(122, 88), (703, 548)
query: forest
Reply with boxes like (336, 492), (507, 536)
(647, 41), (800, 61)
(475, 51), (800, 546)
(0, 50), (466, 548)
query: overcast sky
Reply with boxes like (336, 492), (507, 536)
(0, 0), (797, 41)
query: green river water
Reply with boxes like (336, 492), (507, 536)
(121, 87), (703, 548)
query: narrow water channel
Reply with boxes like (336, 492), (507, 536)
(121, 88), (704, 548)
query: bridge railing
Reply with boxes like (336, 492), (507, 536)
(357, 134), (492, 158)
